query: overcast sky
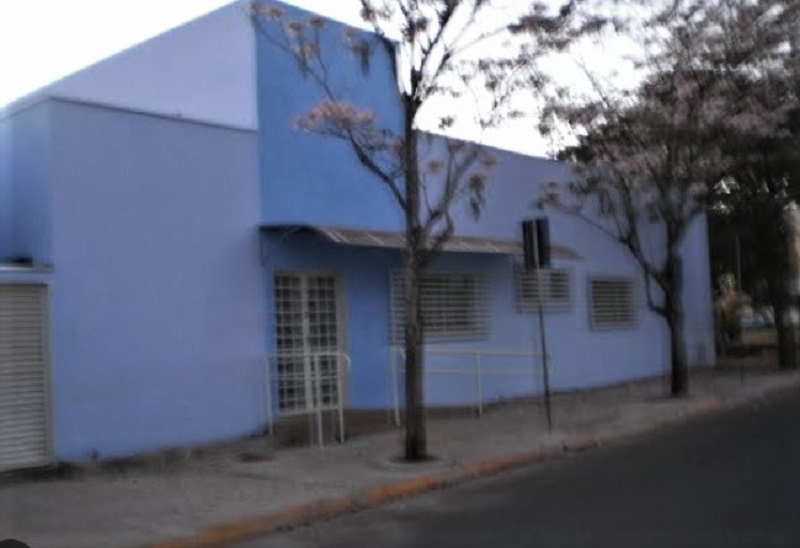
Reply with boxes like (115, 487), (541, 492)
(0, 0), (366, 107)
(1, 0), (636, 155)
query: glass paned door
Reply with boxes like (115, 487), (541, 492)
(274, 273), (342, 413)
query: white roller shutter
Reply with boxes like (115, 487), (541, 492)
(0, 283), (52, 471)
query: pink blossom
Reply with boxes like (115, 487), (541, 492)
(480, 154), (498, 169)
(261, 4), (284, 19)
(309, 15), (326, 28)
(438, 116), (455, 130)
(468, 173), (487, 191)
(286, 21), (304, 35)
(427, 160), (444, 174)
(392, 140), (405, 157)
(295, 100), (376, 133)
(357, 109), (376, 124)
(640, 187), (658, 206)
(360, 6), (376, 22)
(542, 181), (561, 201)
(688, 182), (708, 198)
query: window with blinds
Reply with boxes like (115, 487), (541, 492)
(589, 277), (636, 329)
(389, 271), (489, 343)
(515, 266), (571, 312)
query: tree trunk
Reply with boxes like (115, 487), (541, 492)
(402, 107), (427, 461)
(666, 254), (688, 396)
(666, 309), (688, 396)
(403, 249), (427, 460)
(769, 275), (798, 370)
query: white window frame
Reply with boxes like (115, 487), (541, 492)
(515, 265), (572, 312)
(588, 276), (637, 330)
(390, 270), (489, 343)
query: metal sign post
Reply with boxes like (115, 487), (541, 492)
(522, 219), (553, 431)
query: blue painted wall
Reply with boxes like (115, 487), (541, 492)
(262, 232), (402, 409)
(0, 118), (13, 260)
(47, 100), (267, 461)
(0, 0), (716, 464)
(261, 229), (669, 411)
(258, 142), (714, 411)
(255, 5), (715, 412)
(260, 233), (711, 410)
(0, 102), (53, 263)
(256, 2), (404, 230)
(0, 117), (10, 257)
(449, 144), (715, 369)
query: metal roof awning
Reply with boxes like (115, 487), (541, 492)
(260, 224), (581, 260)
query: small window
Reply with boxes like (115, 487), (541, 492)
(515, 266), (571, 312)
(390, 271), (489, 343)
(589, 277), (636, 329)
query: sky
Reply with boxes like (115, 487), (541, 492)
(0, 0), (637, 156)
(0, 0), (365, 107)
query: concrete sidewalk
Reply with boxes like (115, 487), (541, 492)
(1, 369), (798, 548)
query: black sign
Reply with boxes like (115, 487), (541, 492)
(522, 218), (551, 270)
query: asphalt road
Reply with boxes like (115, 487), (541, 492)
(236, 388), (800, 548)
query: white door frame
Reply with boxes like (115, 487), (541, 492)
(273, 270), (348, 414)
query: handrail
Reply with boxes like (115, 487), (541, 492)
(390, 346), (551, 425)
(394, 347), (551, 358)
(265, 351), (351, 447)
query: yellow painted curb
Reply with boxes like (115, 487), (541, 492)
(465, 454), (530, 476)
(694, 396), (723, 413)
(143, 394), (730, 548)
(363, 474), (446, 505)
(562, 436), (602, 453)
(148, 475), (449, 548)
(151, 495), (360, 548)
(461, 448), (561, 478)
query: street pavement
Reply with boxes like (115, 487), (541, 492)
(235, 386), (800, 548)
(0, 369), (798, 547)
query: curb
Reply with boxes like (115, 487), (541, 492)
(143, 393), (739, 548)
(149, 476), (447, 548)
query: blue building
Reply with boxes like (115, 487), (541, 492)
(0, 1), (715, 470)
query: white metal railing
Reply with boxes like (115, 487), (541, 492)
(265, 351), (351, 447)
(390, 347), (552, 425)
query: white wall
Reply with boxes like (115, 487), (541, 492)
(47, 1), (256, 130)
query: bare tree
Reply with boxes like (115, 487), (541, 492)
(251, 0), (599, 460)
